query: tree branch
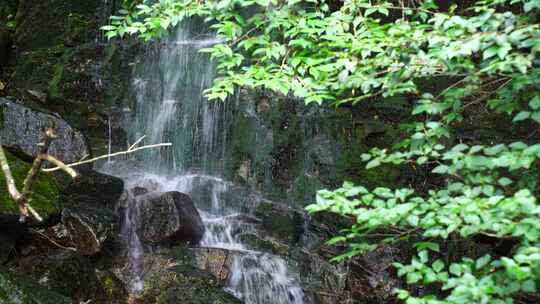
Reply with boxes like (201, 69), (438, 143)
(22, 128), (56, 197)
(42, 139), (172, 172)
(0, 143), (27, 217)
(42, 155), (79, 178)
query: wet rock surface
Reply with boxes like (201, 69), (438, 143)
(61, 206), (115, 256)
(54, 169), (124, 255)
(137, 191), (205, 246)
(60, 168), (124, 209)
(0, 98), (89, 163)
(130, 248), (241, 304)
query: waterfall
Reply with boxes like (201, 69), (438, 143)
(109, 19), (308, 303)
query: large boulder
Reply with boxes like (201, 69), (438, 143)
(0, 98), (89, 164)
(136, 191), (205, 246)
(60, 168), (124, 209)
(61, 207), (115, 256)
(58, 169), (124, 255)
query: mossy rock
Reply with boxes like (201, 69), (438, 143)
(11, 252), (107, 303)
(135, 255), (240, 304)
(0, 150), (60, 217)
(14, 0), (99, 51)
(0, 266), (73, 304)
(97, 271), (129, 304)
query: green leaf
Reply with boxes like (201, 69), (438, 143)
(433, 260), (445, 273)
(498, 177), (513, 186)
(414, 242), (440, 252)
(406, 272), (422, 284)
(522, 279), (536, 293)
(529, 96), (540, 110)
(513, 111), (530, 122)
(476, 255), (491, 269)
(531, 112), (540, 123)
(407, 214), (419, 226)
(366, 159), (381, 169)
(449, 264), (462, 276)
(419, 250), (429, 263)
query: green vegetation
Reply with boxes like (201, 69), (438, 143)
(105, 0), (540, 303)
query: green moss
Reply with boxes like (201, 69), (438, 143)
(0, 267), (72, 304)
(0, 151), (60, 216)
(65, 13), (92, 45)
(138, 267), (239, 304)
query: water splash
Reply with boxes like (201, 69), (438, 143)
(114, 20), (308, 304)
(119, 191), (144, 292)
(227, 254), (306, 304)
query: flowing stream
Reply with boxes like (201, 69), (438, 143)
(105, 20), (308, 304)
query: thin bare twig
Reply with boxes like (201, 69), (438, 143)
(42, 155), (79, 178)
(42, 142), (172, 172)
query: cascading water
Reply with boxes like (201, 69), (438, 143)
(108, 20), (309, 303)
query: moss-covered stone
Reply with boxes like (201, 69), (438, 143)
(11, 252), (106, 303)
(134, 248), (240, 304)
(97, 271), (129, 304)
(0, 150), (60, 217)
(0, 266), (73, 304)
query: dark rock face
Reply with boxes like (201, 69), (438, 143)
(0, 98), (89, 163)
(60, 168), (124, 209)
(137, 191), (205, 246)
(0, 267), (73, 304)
(0, 27), (11, 68)
(0, 214), (28, 263)
(61, 207), (115, 256)
(58, 169), (124, 255)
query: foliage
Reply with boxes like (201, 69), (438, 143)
(104, 0), (540, 303)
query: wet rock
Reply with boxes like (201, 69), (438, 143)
(188, 247), (239, 281)
(60, 168), (124, 209)
(238, 232), (290, 257)
(0, 98), (89, 164)
(61, 206), (115, 256)
(254, 200), (305, 244)
(132, 186), (149, 196)
(55, 169), (122, 255)
(290, 249), (351, 304)
(0, 267), (73, 304)
(138, 191), (205, 245)
(132, 248), (241, 304)
(11, 251), (107, 303)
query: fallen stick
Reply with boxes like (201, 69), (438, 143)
(42, 142), (172, 172)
